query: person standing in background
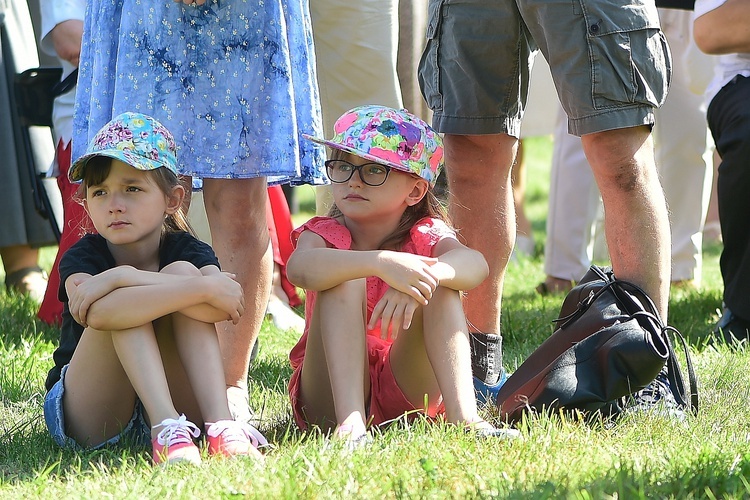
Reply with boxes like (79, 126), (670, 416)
(538, 9), (716, 295)
(310, 0), (404, 215)
(419, 0), (675, 410)
(37, 0), (87, 325)
(0, 0), (57, 302)
(693, 0), (750, 344)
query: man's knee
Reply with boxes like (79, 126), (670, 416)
(584, 126), (656, 194)
(443, 133), (516, 183)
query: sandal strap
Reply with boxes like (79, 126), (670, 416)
(4, 266), (46, 289)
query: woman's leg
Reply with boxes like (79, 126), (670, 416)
(202, 178), (272, 412)
(298, 280), (370, 434)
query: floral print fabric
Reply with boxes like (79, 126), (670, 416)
(69, 112), (178, 182)
(306, 105), (444, 186)
(73, 0), (326, 185)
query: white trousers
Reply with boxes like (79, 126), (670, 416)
(310, 0), (403, 213)
(543, 9), (715, 284)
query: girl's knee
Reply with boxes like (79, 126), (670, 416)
(429, 286), (460, 304)
(160, 261), (201, 276)
(318, 279), (367, 304)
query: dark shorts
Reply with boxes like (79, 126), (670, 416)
(418, 0), (671, 137)
(289, 335), (445, 430)
(44, 364), (150, 450)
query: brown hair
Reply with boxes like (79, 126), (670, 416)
(77, 156), (194, 236)
(326, 149), (451, 250)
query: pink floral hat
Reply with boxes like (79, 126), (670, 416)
(69, 112), (178, 182)
(305, 105), (443, 186)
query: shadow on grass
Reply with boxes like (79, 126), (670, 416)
(0, 294), (58, 346)
(500, 450), (750, 498)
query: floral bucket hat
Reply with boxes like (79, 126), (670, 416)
(69, 112), (178, 182)
(305, 105), (444, 186)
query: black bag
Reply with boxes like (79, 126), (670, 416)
(14, 67), (78, 127)
(495, 266), (698, 423)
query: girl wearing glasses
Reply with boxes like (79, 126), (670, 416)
(286, 106), (521, 446)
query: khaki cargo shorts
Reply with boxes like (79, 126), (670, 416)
(418, 0), (672, 137)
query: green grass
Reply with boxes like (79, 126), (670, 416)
(1, 136), (748, 498)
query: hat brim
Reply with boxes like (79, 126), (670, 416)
(303, 134), (415, 176)
(68, 150), (174, 183)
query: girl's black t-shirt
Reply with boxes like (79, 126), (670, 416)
(45, 231), (219, 391)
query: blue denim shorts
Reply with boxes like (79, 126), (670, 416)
(44, 365), (150, 450)
(418, 0), (671, 137)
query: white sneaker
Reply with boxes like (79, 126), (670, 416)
(266, 295), (305, 333)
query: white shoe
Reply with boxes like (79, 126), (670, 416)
(510, 234), (535, 262)
(266, 296), (305, 333)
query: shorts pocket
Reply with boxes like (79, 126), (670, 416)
(589, 27), (671, 109)
(418, 0), (447, 111)
(581, 0), (669, 109)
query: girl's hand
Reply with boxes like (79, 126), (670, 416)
(377, 251), (440, 305)
(205, 273), (245, 324)
(67, 268), (128, 327)
(369, 288), (421, 340)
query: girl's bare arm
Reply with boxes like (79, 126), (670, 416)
(287, 230), (440, 304)
(68, 266), (243, 330)
(429, 237), (490, 291)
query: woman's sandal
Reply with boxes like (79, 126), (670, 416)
(4, 266), (48, 302)
(535, 278), (574, 296)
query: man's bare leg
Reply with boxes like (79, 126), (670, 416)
(583, 126), (671, 320)
(443, 133), (517, 396)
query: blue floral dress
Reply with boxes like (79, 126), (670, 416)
(73, 0), (326, 185)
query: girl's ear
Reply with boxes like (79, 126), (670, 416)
(405, 178), (429, 207)
(165, 184), (186, 215)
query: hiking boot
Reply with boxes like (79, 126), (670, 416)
(623, 369), (686, 422)
(469, 333), (506, 405)
(473, 369), (507, 406)
(713, 306), (750, 347)
(151, 415), (202, 466)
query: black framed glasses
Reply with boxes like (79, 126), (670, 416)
(325, 160), (391, 186)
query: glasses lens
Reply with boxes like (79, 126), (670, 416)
(360, 163), (389, 186)
(325, 160), (390, 186)
(326, 161), (352, 183)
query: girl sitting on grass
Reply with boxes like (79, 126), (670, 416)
(43, 112), (266, 465)
(286, 105), (521, 446)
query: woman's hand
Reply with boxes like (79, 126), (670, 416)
(49, 20), (83, 66)
(205, 272), (245, 324)
(369, 288), (421, 340)
(377, 251), (440, 305)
